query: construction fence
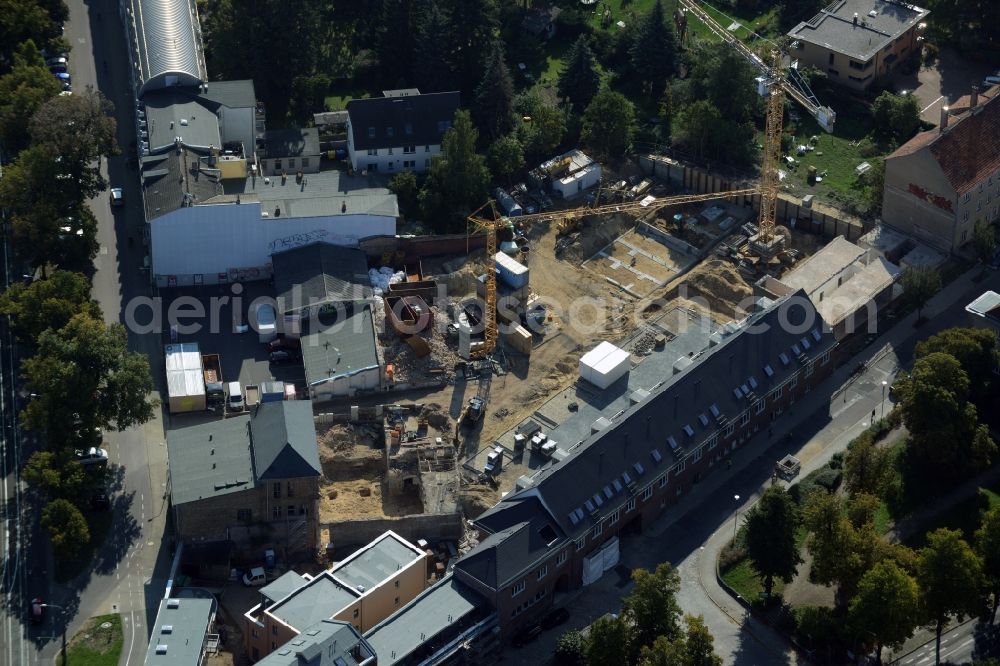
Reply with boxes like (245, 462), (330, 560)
(639, 155), (873, 242)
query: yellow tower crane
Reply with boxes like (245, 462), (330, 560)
(750, 50), (788, 259)
(467, 188), (758, 358)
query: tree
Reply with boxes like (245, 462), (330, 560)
(487, 135), (524, 184)
(558, 35), (601, 111)
(0, 40), (62, 154)
(744, 485), (802, 597)
(289, 73), (331, 121)
(672, 100), (724, 163)
(629, 0), (677, 96)
(30, 87), (118, 201)
(859, 157), (886, 216)
(0, 0), (63, 65)
(22, 313), (158, 439)
(975, 506), (1000, 623)
(584, 614), (631, 666)
(389, 171), (420, 219)
(22, 451), (92, 502)
(0, 270), (100, 343)
(914, 327), (998, 400)
(375, 0), (418, 87)
(581, 89), (636, 159)
(442, 0), (499, 95)
(515, 93), (566, 163)
(418, 110), (490, 232)
(41, 498), (90, 559)
(412, 1), (454, 93)
(843, 431), (893, 496)
(872, 92), (921, 147)
(473, 43), (516, 144)
(848, 561), (921, 665)
(901, 265), (941, 320)
(973, 220), (996, 267)
(555, 629), (585, 666)
(918, 529), (985, 665)
(636, 615), (721, 666)
(622, 562), (683, 649)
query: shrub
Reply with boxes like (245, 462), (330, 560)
(813, 467), (842, 492)
(719, 540), (747, 571)
(555, 629), (585, 666)
(829, 452), (844, 469)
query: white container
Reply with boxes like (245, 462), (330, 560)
(579, 341), (630, 389)
(495, 252), (529, 290)
(164, 343), (206, 413)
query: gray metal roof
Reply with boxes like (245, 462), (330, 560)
(145, 597), (214, 666)
(249, 401), (322, 481)
(191, 80), (256, 110)
(258, 620), (375, 666)
(788, 0), (929, 61)
(142, 148), (223, 221)
(272, 243), (372, 314)
(333, 533), (422, 592)
(302, 304), (381, 388)
(166, 416), (254, 505)
(347, 91), (460, 151)
(261, 571), (310, 607)
(129, 0), (206, 97)
(143, 89), (223, 152)
(229, 168), (399, 219)
(268, 572), (359, 631)
(364, 576), (485, 666)
(262, 128), (321, 159)
(476, 291), (837, 549)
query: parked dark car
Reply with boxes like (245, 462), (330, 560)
(540, 607), (570, 631)
(511, 623), (542, 647)
(269, 350), (301, 365)
(30, 598), (44, 624)
(90, 491), (111, 511)
(267, 336), (301, 352)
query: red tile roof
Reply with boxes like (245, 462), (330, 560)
(891, 87), (1000, 195)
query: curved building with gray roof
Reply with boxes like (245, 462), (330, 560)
(126, 0), (206, 97)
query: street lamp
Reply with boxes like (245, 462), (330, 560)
(881, 380), (888, 420)
(733, 494), (741, 540)
(40, 603), (67, 662)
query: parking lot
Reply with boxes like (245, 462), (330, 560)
(891, 46), (998, 122)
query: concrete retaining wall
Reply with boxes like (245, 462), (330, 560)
(321, 512), (464, 549)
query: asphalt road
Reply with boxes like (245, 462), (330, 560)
(0, 0), (172, 664)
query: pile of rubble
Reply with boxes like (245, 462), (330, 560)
(630, 330), (658, 356)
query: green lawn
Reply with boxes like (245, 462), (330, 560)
(324, 88), (370, 111)
(58, 615), (122, 666)
(720, 526), (807, 602)
(903, 482), (1000, 549)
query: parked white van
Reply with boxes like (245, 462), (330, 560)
(242, 567), (266, 586)
(227, 381), (244, 412)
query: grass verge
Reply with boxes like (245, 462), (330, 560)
(57, 614), (122, 666)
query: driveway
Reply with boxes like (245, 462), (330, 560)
(892, 47), (998, 123)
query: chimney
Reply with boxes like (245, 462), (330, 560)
(971, 85), (979, 109)
(853, 12), (858, 24)
(940, 105), (950, 131)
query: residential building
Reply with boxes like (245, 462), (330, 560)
(787, 0), (928, 90)
(254, 620), (375, 666)
(346, 89), (460, 174)
(259, 128), (322, 177)
(245, 531), (426, 662)
(452, 290), (837, 638)
(301, 303), (382, 400)
(144, 596), (217, 666)
(166, 401), (322, 559)
(755, 236), (901, 339)
(882, 85), (1000, 253)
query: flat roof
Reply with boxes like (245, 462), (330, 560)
(166, 415), (254, 505)
(780, 236), (866, 295)
(258, 620), (374, 666)
(226, 168), (399, 219)
(333, 532), (422, 592)
(261, 571), (310, 606)
(788, 0), (929, 61)
(817, 257), (900, 326)
(164, 343), (205, 399)
(364, 576), (486, 666)
(145, 597), (214, 666)
(967, 291), (1000, 320)
(268, 572), (359, 631)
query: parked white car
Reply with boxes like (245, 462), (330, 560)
(75, 447), (109, 466)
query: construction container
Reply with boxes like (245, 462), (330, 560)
(494, 188), (523, 217)
(385, 295), (433, 335)
(495, 252), (529, 290)
(165, 343), (206, 413)
(502, 325), (533, 355)
(579, 341), (631, 389)
(261, 381), (285, 403)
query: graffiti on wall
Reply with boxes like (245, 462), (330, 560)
(268, 229), (330, 253)
(908, 183), (954, 214)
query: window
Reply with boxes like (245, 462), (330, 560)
(353, 609), (359, 619)
(274, 159), (282, 171)
(387, 162), (393, 171)
(388, 147), (394, 155)
(395, 580), (400, 588)
(640, 485), (653, 501)
(252, 629), (259, 638)
(272, 642), (277, 650)
(387, 127), (394, 137)
(707, 434), (718, 450)
(394, 597), (400, 605)
(287, 505), (295, 516)
(676, 459), (687, 475)
(828, 53), (835, 65)
(821, 350), (831, 365)
(272, 505), (282, 519)
(558, 550), (568, 565)
(964, 211), (970, 222)
(849, 59), (866, 70)
(404, 145), (415, 154)
(368, 127), (376, 137)
(692, 447), (703, 462)
(425, 145), (431, 152)
(272, 626), (278, 636)
(609, 510), (621, 525)
(593, 521), (604, 538)
(237, 509), (251, 521)
(774, 384), (784, 399)
(725, 423), (735, 437)
(658, 474), (667, 489)
(790, 374), (798, 389)
(301, 157), (309, 168)
(740, 411), (750, 426)
(805, 362), (814, 378)
(273, 482), (281, 499)
(287, 482), (294, 497)
(756, 399), (766, 414)
(626, 497), (637, 511)
(367, 148), (377, 156)
(963, 193), (971, 204)
(828, 68), (839, 77)
(287, 158), (296, 169)
(576, 538), (585, 552)
(538, 565), (548, 580)
(512, 580), (525, 596)
(405, 123), (413, 135)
